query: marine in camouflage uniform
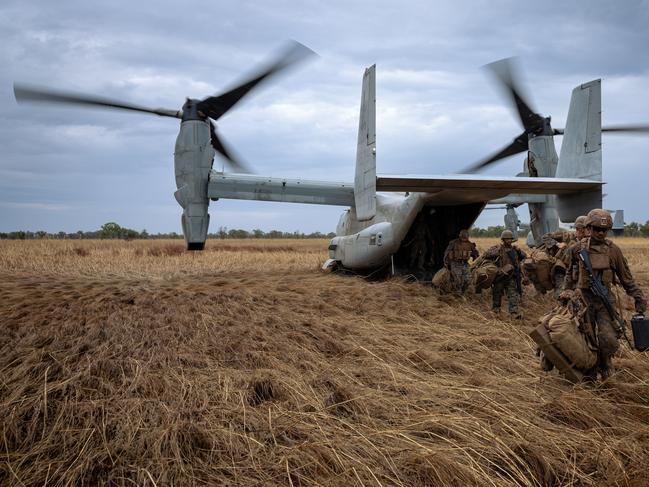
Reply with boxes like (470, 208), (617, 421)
(541, 215), (588, 296)
(483, 230), (527, 317)
(561, 209), (646, 379)
(407, 215), (434, 271)
(443, 229), (479, 294)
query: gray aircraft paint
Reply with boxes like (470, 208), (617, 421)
(354, 65), (377, 221)
(174, 119), (213, 250)
(556, 79), (603, 221)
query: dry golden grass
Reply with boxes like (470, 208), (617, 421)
(2, 237), (649, 486)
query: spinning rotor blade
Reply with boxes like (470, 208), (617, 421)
(13, 83), (181, 118)
(209, 121), (252, 174)
(462, 131), (528, 173)
(485, 58), (544, 132)
(602, 124), (649, 133)
(469, 58), (649, 173)
(547, 124), (649, 136)
(197, 41), (315, 121)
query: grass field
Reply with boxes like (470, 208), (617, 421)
(2, 238), (649, 486)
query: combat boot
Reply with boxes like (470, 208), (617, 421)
(582, 367), (598, 384)
(539, 352), (554, 372)
(599, 355), (615, 380)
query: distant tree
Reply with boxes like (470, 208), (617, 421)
(640, 221), (649, 238)
(216, 226), (228, 239)
(228, 228), (249, 239)
(625, 222), (640, 237)
(100, 222), (122, 239)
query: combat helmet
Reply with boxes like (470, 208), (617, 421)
(585, 209), (613, 229)
(574, 215), (587, 229)
(500, 229), (514, 240)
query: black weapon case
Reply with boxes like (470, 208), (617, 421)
(631, 315), (649, 352)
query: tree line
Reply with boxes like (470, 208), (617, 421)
(3, 221), (649, 240)
(0, 222), (337, 240)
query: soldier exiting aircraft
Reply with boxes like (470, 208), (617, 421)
(483, 230), (527, 318)
(561, 209), (646, 379)
(405, 214), (434, 272)
(443, 230), (479, 294)
(540, 215), (588, 296)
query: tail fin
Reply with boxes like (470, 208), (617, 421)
(612, 209), (624, 236)
(556, 79), (603, 221)
(354, 65), (376, 221)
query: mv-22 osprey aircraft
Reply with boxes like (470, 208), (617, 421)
(14, 44), (648, 277)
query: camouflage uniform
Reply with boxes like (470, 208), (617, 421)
(443, 232), (479, 294)
(563, 210), (646, 378)
(540, 230), (576, 296)
(407, 220), (433, 271)
(484, 234), (526, 316)
(541, 230), (575, 258)
(540, 216), (588, 298)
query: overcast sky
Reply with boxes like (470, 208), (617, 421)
(2, 0), (649, 234)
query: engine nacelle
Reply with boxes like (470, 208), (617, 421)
(174, 118), (214, 250)
(327, 222), (397, 269)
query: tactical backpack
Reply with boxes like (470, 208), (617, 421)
(471, 261), (498, 292)
(522, 248), (554, 293)
(540, 305), (598, 371)
(432, 267), (453, 292)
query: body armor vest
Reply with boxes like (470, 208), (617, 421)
(448, 240), (474, 261)
(577, 238), (613, 289)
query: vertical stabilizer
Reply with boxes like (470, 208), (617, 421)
(612, 209), (624, 236)
(354, 65), (376, 221)
(556, 79), (603, 221)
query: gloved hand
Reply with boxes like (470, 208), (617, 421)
(633, 310), (645, 319)
(559, 290), (574, 301)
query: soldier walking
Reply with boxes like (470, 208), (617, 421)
(561, 209), (646, 379)
(443, 229), (479, 294)
(406, 214), (434, 272)
(541, 215), (588, 296)
(483, 230), (527, 318)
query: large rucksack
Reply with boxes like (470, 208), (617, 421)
(523, 248), (554, 293)
(471, 260), (498, 292)
(432, 267), (453, 292)
(541, 306), (598, 371)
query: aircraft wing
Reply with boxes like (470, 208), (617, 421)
(376, 174), (602, 205)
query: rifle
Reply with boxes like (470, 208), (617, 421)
(506, 248), (522, 295)
(577, 249), (631, 346)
